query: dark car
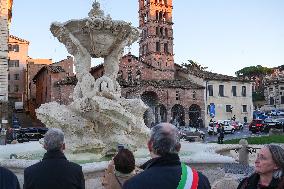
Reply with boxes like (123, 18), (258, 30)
(249, 119), (264, 133)
(274, 118), (284, 131)
(263, 118), (282, 133)
(17, 127), (48, 142)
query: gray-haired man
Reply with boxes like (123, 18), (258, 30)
(24, 128), (85, 189)
(123, 123), (211, 189)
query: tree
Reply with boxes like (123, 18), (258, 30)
(236, 65), (273, 102)
(235, 65), (273, 79)
(182, 60), (208, 71)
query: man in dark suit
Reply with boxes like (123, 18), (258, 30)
(123, 123), (211, 189)
(23, 128), (85, 189)
(0, 166), (20, 189)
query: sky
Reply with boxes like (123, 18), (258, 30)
(10, 0), (284, 76)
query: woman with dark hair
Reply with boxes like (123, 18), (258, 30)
(102, 149), (140, 189)
(238, 144), (284, 189)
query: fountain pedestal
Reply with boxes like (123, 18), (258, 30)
(36, 1), (149, 156)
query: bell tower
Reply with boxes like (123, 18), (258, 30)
(138, 0), (174, 72)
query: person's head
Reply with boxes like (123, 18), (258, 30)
(113, 149), (135, 174)
(43, 128), (65, 152)
(148, 122), (181, 157)
(255, 145), (284, 178)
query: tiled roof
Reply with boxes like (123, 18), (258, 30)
(33, 65), (66, 82)
(9, 35), (30, 44)
(119, 79), (205, 89)
(55, 76), (77, 86)
(48, 66), (65, 73)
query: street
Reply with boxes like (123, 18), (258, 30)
(201, 125), (267, 143)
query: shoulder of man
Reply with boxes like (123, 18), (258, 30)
(0, 166), (17, 177)
(68, 161), (82, 169)
(122, 169), (150, 189)
(24, 160), (42, 173)
(1, 166), (20, 189)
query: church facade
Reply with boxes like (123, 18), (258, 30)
(90, 0), (206, 127)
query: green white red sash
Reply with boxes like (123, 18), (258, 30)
(177, 163), (199, 189)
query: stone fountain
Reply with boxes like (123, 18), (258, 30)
(0, 2), (238, 189)
(36, 1), (150, 157)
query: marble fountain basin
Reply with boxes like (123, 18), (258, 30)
(0, 141), (235, 189)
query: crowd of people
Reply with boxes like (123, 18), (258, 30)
(0, 123), (284, 189)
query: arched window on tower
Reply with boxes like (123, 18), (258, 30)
(165, 28), (168, 37)
(163, 12), (167, 22)
(156, 10), (159, 20)
(160, 27), (164, 36)
(156, 27), (159, 36)
(156, 42), (160, 52)
(159, 11), (163, 21)
(164, 43), (168, 54)
(146, 11), (149, 21)
(143, 14), (147, 23)
(164, 0), (167, 5)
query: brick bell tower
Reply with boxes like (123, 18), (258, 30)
(138, 0), (174, 74)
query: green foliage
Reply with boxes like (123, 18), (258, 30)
(223, 135), (284, 144)
(182, 60), (208, 71)
(235, 65), (273, 78)
(252, 91), (265, 101)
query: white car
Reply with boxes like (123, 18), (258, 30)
(218, 120), (235, 134)
(277, 111), (284, 116)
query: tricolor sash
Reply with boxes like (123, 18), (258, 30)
(177, 163), (199, 189)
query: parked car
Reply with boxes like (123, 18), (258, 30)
(231, 121), (243, 130)
(270, 110), (284, 116)
(207, 121), (219, 135)
(274, 118), (284, 130)
(179, 127), (205, 142)
(270, 110), (278, 116)
(218, 120), (235, 134)
(262, 118), (281, 133)
(249, 119), (264, 133)
(16, 127), (48, 142)
(277, 111), (284, 116)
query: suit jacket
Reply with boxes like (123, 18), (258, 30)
(123, 153), (211, 189)
(24, 150), (85, 189)
(0, 166), (20, 189)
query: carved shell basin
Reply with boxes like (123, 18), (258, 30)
(50, 17), (139, 58)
